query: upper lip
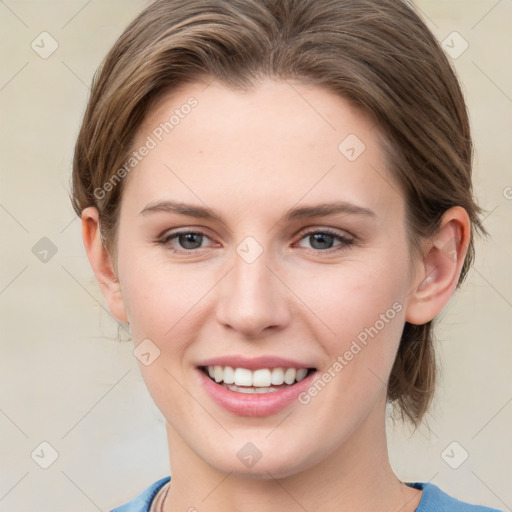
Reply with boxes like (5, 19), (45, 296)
(197, 355), (316, 371)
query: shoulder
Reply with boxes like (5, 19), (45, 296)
(408, 482), (506, 512)
(108, 476), (171, 512)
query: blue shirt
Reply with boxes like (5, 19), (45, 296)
(109, 476), (505, 512)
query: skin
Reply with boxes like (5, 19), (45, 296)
(82, 78), (470, 512)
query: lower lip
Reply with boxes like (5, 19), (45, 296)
(196, 368), (317, 417)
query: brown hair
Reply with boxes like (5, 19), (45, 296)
(70, 0), (488, 427)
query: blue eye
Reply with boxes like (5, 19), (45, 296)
(296, 229), (354, 253)
(158, 228), (354, 254)
(160, 231), (209, 252)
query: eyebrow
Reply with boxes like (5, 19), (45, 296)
(139, 200), (376, 223)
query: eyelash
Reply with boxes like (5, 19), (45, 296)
(157, 228), (355, 255)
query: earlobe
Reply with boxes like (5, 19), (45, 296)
(405, 206), (471, 326)
(81, 206), (128, 323)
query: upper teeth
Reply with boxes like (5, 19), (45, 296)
(206, 366), (309, 387)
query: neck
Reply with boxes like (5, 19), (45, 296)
(162, 397), (422, 512)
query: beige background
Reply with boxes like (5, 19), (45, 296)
(0, 1), (511, 511)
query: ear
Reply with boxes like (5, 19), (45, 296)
(405, 206), (471, 325)
(81, 206), (128, 323)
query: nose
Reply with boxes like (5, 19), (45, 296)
(215, 242), (290, 338)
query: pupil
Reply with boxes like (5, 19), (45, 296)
(311, 233), (333, 250)
(180, 233), (202, 249)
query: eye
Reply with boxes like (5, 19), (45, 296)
(157, 228), (355, 254)
(158, 230), (214, 253)
(295, 228), (354, 253)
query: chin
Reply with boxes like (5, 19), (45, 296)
(205, 445), (319, 480)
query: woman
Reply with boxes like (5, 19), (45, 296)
(70, 0), (504, 510)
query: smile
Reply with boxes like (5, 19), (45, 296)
(201, 365), (313, 390)
(196, 364), (318, 416)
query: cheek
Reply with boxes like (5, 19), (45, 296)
(300, 260), (405, 329)
(121, 265), (202, 341)
(292, 253), (408, 370)
(116, 220), (201, 315)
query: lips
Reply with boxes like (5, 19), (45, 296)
(195, 355), (318, 416)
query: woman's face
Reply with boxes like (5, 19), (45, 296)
(114, 78), (422, 477)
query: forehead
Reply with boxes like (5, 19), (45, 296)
(123, 78), (403, 224)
